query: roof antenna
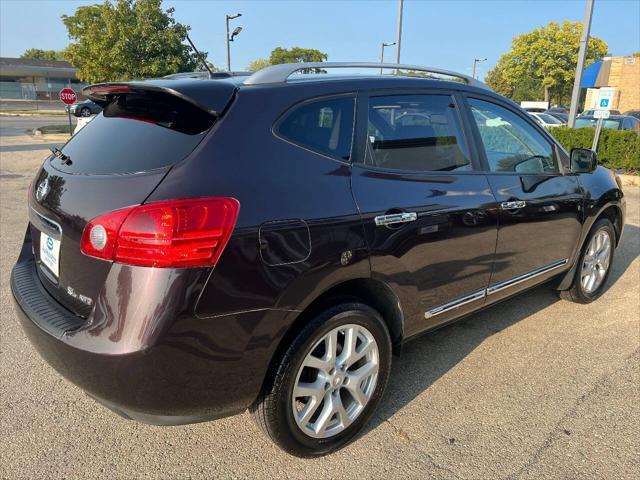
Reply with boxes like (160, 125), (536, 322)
(186, 33), (214, 78)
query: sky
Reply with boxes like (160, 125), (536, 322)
(1, 0), (639, 80)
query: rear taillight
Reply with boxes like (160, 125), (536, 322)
(80, 197), (240, 268)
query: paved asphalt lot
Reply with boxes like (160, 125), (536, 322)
(1, 116), (638, 479)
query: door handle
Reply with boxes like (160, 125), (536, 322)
(500, 201), (526, 211)
(374, 212), (418, 227)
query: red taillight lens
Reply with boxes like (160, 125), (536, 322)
(80, 198), (240, 268)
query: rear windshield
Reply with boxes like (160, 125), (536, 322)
(55, 92), (215, 174)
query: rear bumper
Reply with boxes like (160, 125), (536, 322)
(11, 255), (290, 426)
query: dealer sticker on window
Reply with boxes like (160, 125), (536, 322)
(40, 232), (60, 278)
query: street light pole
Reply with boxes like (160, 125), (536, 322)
(225, 13), (242, 72)
(568, 0), (595, 128)
(395, 0), (404, 65)
(380, 42), (396, 74)
(472, 58), (487, 79)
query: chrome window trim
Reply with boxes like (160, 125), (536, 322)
(487, 259), (568, 296)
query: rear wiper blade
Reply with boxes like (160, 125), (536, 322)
(50, 147), (72, 165)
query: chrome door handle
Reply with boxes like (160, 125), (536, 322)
(500, 200), (526, 210)
(374, 212), (417, 227)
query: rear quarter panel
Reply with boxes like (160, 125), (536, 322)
(146, 84), (371, 320)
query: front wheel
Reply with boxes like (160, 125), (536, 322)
(561, 218), (615, 303)
(251, 303), (392, 457)
(80, 107), (92, 117)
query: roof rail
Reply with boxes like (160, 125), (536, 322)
(244, 62), (489, 89)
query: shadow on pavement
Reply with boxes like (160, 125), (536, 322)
(366, 223), (639, 432)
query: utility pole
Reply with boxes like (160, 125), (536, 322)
(395, 0), (404, 65)
(568, 0), (595, 128)
(472, 58), (487, 79)
(380, 42), (396, 74)
(225, 13), (242, 72)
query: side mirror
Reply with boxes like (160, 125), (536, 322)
(570, 148), (597, 173)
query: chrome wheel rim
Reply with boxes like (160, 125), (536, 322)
(581, 229), (612, 294)
(292, 323), (379, 439)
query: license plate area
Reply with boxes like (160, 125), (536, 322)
(39, 232), (61, 278)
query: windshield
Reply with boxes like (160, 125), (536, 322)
(574, 118), (622, 130)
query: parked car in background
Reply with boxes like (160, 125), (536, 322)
(530, 112), (564, 127)
(623, 110), (640, 120)
(545, 111), (568, 124)
(579, 109), (621, 117)
(65, 99), (102, 117)
(575, 115), (640, 132)
(547, 106), (570, 114)
(12, 62), (626, 457)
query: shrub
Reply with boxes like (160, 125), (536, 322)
(548, 126), (640, 173)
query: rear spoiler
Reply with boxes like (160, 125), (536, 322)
(83, 78), (238, 117)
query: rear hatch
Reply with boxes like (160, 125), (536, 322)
(28, 79), (235, 317)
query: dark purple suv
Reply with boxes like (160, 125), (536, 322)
(11, 63), (625, 457)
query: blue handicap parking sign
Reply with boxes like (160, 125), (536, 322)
(600, 99), (609, 107)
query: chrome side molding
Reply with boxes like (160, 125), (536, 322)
(425, 259), (569, 319)
(486, 259), (568, 295)
(425, 289), (486, 319)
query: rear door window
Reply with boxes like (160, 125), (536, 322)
(56, 92), (216, 175)
(363, 94), (471, 172)
(276, 96), (355, 161)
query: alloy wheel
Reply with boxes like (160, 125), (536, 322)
(581, 229), (612, 294)
(292, 324), (379, 439)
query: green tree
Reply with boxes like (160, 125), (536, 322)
(62, 0), (205, 82)
(268, 47), (327, 65)
(486, 21), (608, 105)
(247, 47), (328, 73)
(247, 57), (271, 72)
(20, 49), (66, 61)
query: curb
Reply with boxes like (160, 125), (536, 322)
(0, 111), (66, 117)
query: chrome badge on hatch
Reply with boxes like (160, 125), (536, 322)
(35, 177), (50, 202)
(67, 286), (93, 306)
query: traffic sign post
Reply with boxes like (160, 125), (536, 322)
(59, 88), (77, 137)
(592, 87), (616, 152)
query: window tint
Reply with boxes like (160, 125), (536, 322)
(364, 95), (471, 172)
(58, 92), (215, 175)
(469, 98), (559, 174)
(277, 97), (355, 160)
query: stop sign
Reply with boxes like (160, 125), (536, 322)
(59, 88), (77, 105)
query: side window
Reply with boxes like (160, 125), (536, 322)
(468, 98), (560, 174)
(364, 94), (471, 172)
(276, 96), (355, 161)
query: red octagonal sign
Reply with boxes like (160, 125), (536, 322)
(59, 88), (77, 105)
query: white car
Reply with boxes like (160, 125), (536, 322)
(529, 112), (564, 128)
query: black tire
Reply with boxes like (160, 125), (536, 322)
(80, 107), (91, 117)
(560, 218), (615, 304)
(251, 302), (392, 457)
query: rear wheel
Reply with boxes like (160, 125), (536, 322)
(561, 218), (615, 303)
(80, 107), (91, 117)
(251, 303), (392, 457)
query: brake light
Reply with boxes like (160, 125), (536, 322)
(80, 198), (240, 268)
(85, 84), (131, 96)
